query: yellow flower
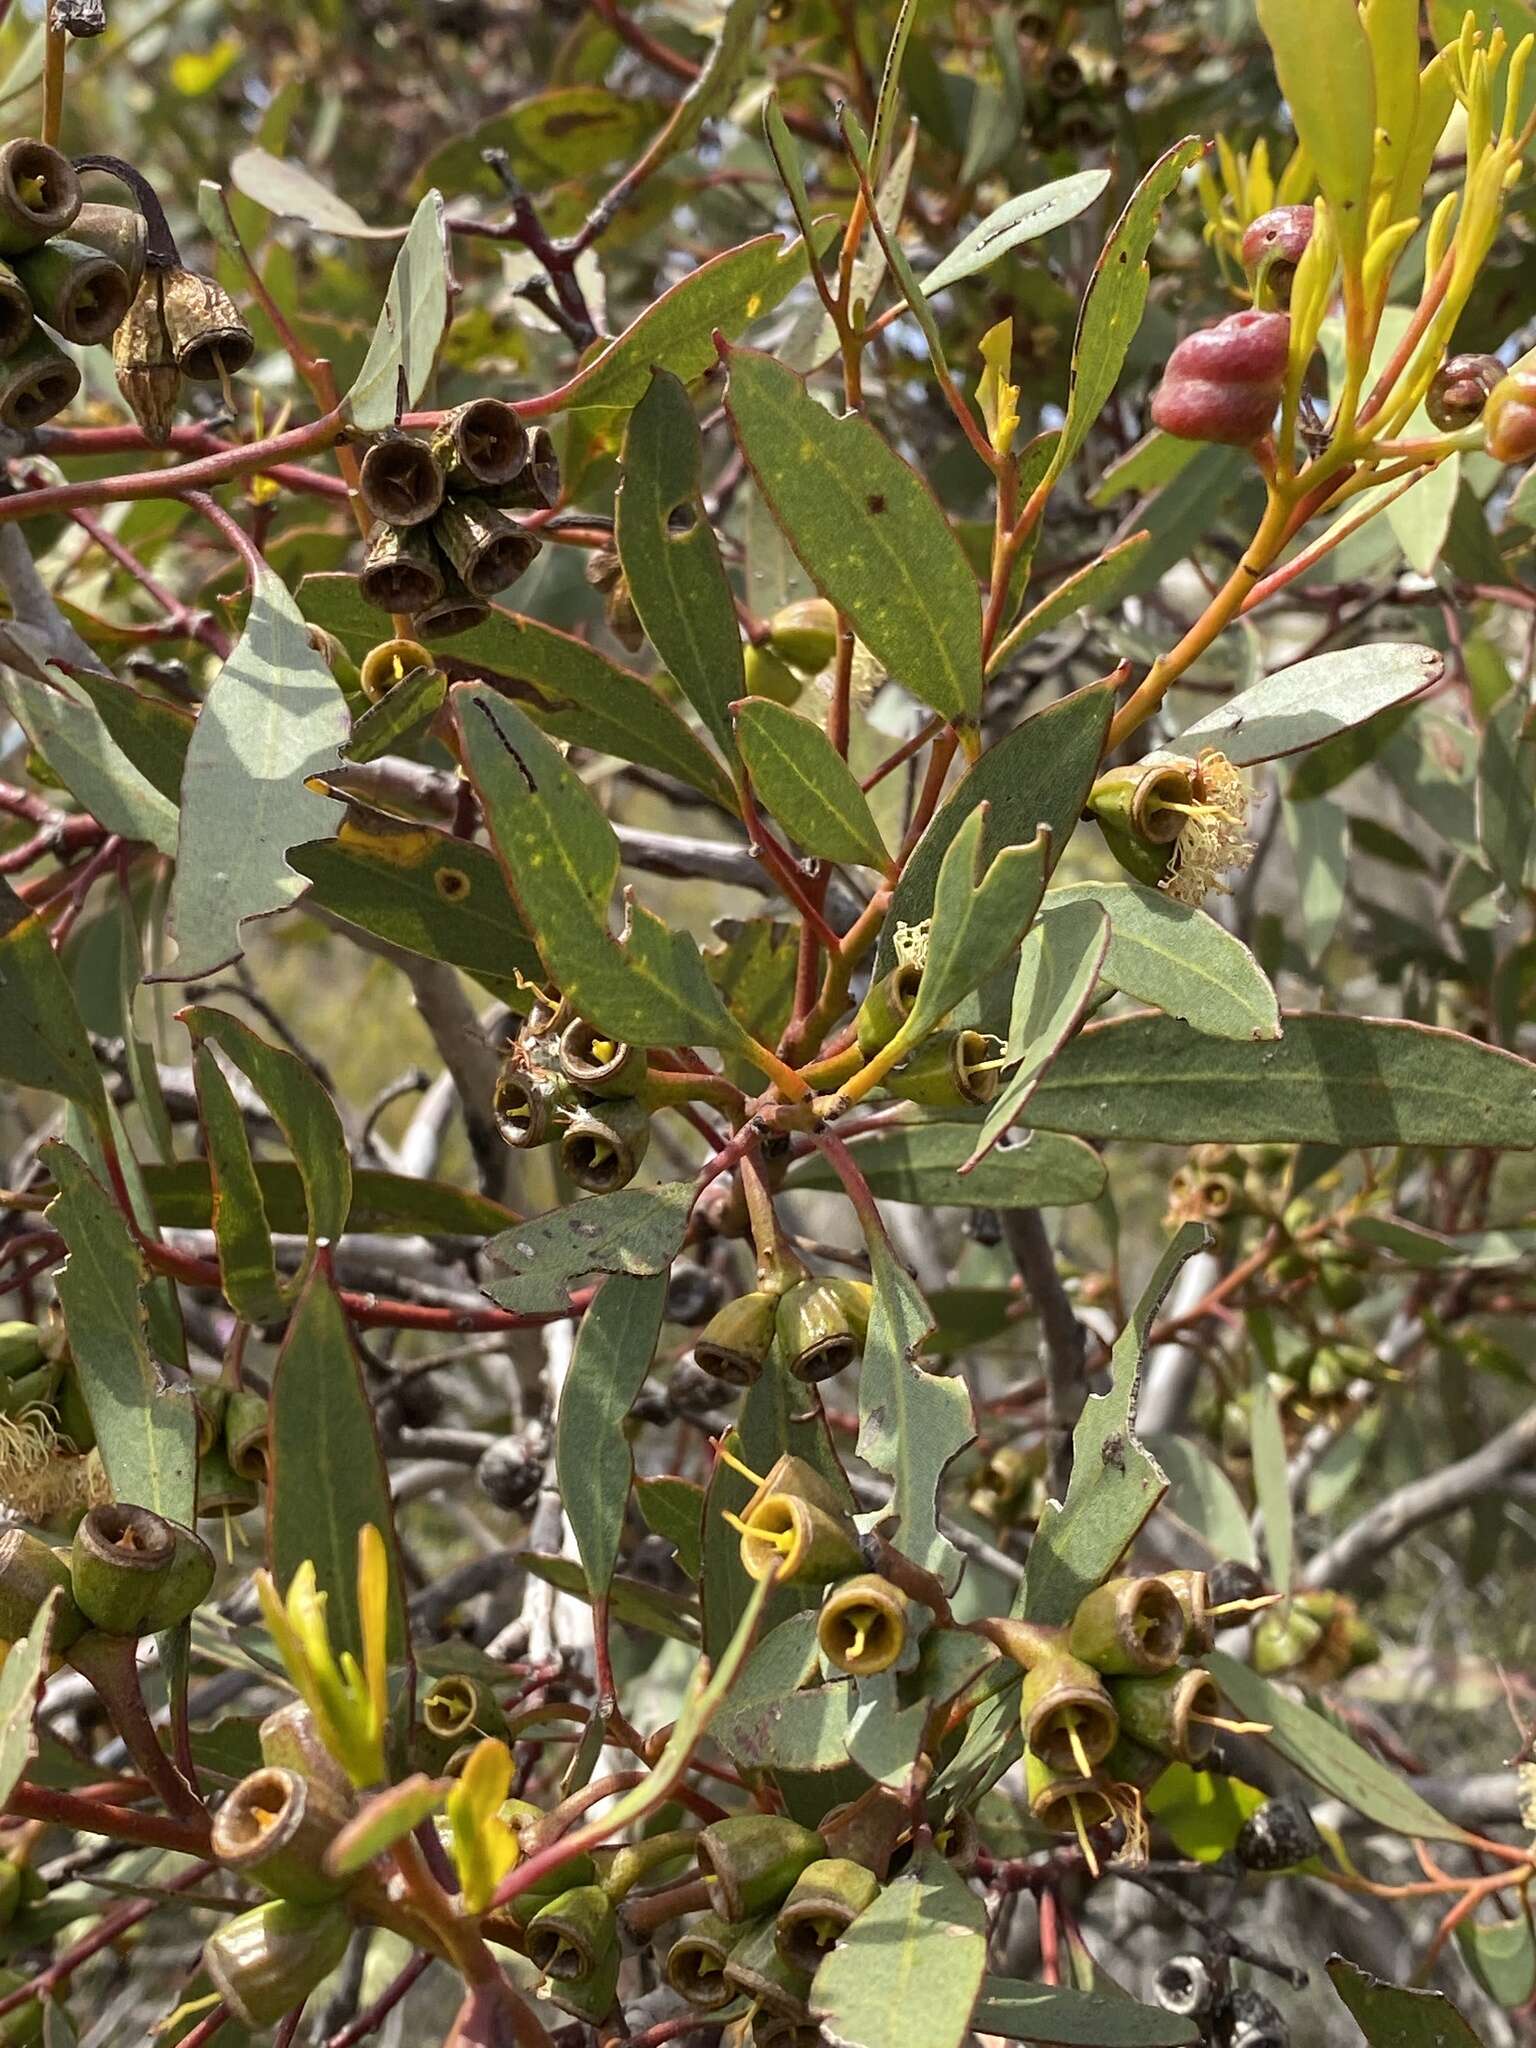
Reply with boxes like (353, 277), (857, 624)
(1152, 750), (1257, 907)
(445, 1737), (521, 1914)
(977, 320), (1021, 458)
(255, 1525), (391, 1788)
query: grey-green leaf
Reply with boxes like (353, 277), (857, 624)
(1147, 1436), (1257, 1566)
(1177, 644), (1444, 765)
(557, 1272), (668, 1603)
(230, 148), (398, 237)
(1477, 685), (1536, 894)
(785, 1123), (1105, 1209)
(1, 671), (178, 855)
(923, 169), (1112, 294)
(346, 188), (450, 430)
(736, 697), (888, 868)
(1327, 1959), (1486, 2046)
(484, 1183), (696, 1315)
(812, 1850), (986, 2048)
(0, 1589), (61, 1808)
(0, 877), (109, 1131)
(1047, 880), (1280, 1041)
(974, 1980), (1199, 2046)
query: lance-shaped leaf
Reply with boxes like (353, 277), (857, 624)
(616, 369), (743, 756)
(557, 1272), (668, 1603)
(190, 1042), (284, 1322)
(1048, 880), (1280, 1041)
(137, 1159), (516, 1240)
(167, 564), (345, 980)
(735, 697), (889, 869)
(483, 1182), (696, 1315)
(44, 1142), (197, 1523)
(0, 1589), (62, 1808)
(857, 1233), (974, 1591)
(455, 685), (760, 1063)
(346, 188), (450, 430)
(1177, 644), (1444, 765)
(964, 898), (1111, 1170)
(230, 148), (401, 238)
(711, 1611), (854, 1772)
(895, 810), (1049, 1048)
(627, 0), (764, 178)
(786, 1124), (1105, 1210)
(812, 1850), (986, 2048)
(1022, 1223), (1210, 1625)
(923, 168), (1112, 294)
(974, 1981), (1199, 2046)
(341, 662), (446, 765)
(268, 1264), (406, 1661)
(0, 877), (109, 1131)
(1, 671), (178, 855)
(1207, 1654), (1467, 1843)
(1327, 1959), (1485, 2047)
(1028, 1012), (1536, 1148)
(522, 1555), (700, 1645)
(723, 344), (982, 728)
(988, 533), (1150, 670)
(1051, 137), (1204, 478)
(1257, 0), (1375, 264)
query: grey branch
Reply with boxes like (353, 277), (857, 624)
(1003, 1208), (1089, 1500)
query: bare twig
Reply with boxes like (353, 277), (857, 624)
(1003, 1210), (1089, 1500)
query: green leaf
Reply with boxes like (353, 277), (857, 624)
(1257, 0), (1375, 263)
(857, 1235), (973, 1590)
(922, 169), (1112, 294)
(973, 1981), (1199, 2046)
(167, 564), (346, 979)
(1028, 1012), (1536, 1148)
(521, 1554), (700, 1646)
(0, 1590), (61, 1807)
(1, 672), (178, 855)
(787, 1123), (1104, 1209)
(869, 0), (921, 181)
(342, 664), (446, 765)
(1477, 686), (1536, 894)
(70, 671), (193, 805)
(735, 698), (889, 869)
(1147, 1436), (1256, 1566)
(268, 1264), (406, 1661)
(637, 0), (765, 176)
(190, 1041), (284, 1320)
(812, 1850), (986, 2048)
(292, 804), (540, 996)
(1206, 1655), (1468, 1842)
(455, 686), (757, 1061)
(1047, 881), (1280, 1042)
(1347, 1214), (1536, 1270)
(877, 679), (1115, 978)
(635, 1477), (704, 1580)
(1284, 795), (1350, 966)
(230, 148), (397, 236)
(552, 228), (832, 415)
(616, 369), (744, 756)
(346, 189), (449, 430)
(897, 810), (1048, 1047)
(417, 87), (668, 196)
(1248, 1330), (1294, 1593)
(1022, 1224), (1208, 1625)
(137, 1160), (517, 1240)
(43, 1143), (198, 1523)
(1051, 138), (1204, 477)
(1177, 644), (1444, 766)
(723, 344), (982, 727)
(1144, 1764), (1267, 1863)
(964, 898), (1110, 1170)
(1458, 1915), (1536, 2009)
(483, 1183), (696, 1315)
(326, 1776), (448, 1880)
(0, 878), (109, 1131)
(1328, 1959), (1487, 2045)
(989, 534), (1150, 669)
(710, 1611), (852, 1771)
(1091, 430), (1200, 506)
(557, 1273), (668, 1603)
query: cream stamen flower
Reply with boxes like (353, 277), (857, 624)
(1156, 749), (1257, 906)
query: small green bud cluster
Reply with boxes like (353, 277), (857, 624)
(357, 399), (554, 638)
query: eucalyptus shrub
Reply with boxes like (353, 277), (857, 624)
(3, 2), (1536, 2045)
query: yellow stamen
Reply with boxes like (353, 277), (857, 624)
(1069, 1795), (1100, 1879)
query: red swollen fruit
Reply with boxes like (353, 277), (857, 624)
(1240, 204), (1315, 308)
(1151, 309), (1292, 447)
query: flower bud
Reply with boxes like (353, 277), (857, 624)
(1483, 368), (1536, 464)
(0, 1530), (83, 1649)
(0, 1324), (46, 1378)
(1110, 1667), (1221, 1765)
(1067, 1575), (1184, 1676)
(854, 963), (922, 1056)
(112, 273), (179, 445)
(817, 1574), (909, 1676)
(431, 398), (529, 491)
(1240, 205), (1314, 309)
(887, 1028), (1000, 1109)
(696, 1815), (825, 1923)
(693, 1290), (777, 1388)
(0, 324), (80, 432)
(665, 1910), (746, 2009)
(1251, 1602), (1323, 1676)
(743, 642), (803, 706)
(14, 238), (129, 345)
(258, 1700), (358, 1812)
(1151, 310), (1291, 446)
(774, 1277), (870, 1385)
(140, 1521), (216, 1633)
(359, 521), (446, 616)
(357, 433), (445, 528)
(432, 496), (541, 598)
(525, 1883), (618, 1982)
(211, 1765), (351, 1904)
(559, 1096), (651, 1193)
(1024, 1748), (1117, 1836)
(202, 1898), (352, 2028)
(411, 560), (490, 640)
(1020, 1650), (1119, 1775)
(773, 1858), (878, 1974)
(1155, 1954), (1217, 2019)
(159, 267), (254, 384)
(767, 598), (839, 676)
(70, 1504), (176, 1636)
(0, 140), (80, 254)
(731, 1456), (862, 1586)
(1426, 352), (1504, 433)
(68, 202), (147, 295)
(224, 1389), (270, 1486)
(557, 1017), (647, 1097)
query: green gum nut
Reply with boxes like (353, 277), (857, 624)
(665, 1910), (748, 2009)
(887, 1029), (1000, 1109)
(775, 1276), (870, 1385)
(0, 1361), (61, 1418)
(0, 1326), (45, 1378)
(1161, 1568), (1214, 1655)
(0, 261), (31, 360)
(0, 139), (80, 254)
(210, 1766), (351, 1905)
(1067, 1574), (1185, 1677)
(492, 1063), (568, 1151)
(0, 1530), (84, 1650)
(743, 641), (804, 706)
(357, 432), (445, 528)
(854, 962), (922, 1056)
(1020, 1650), (1119, 1776)
(774, 1858), (879, 1974)
(0, 324), (80, 433)
(753, 2014), (822, 2048)
(1101, 1732), (1165, 1792)
(695, 1815), (825, 1923)
(1110, 1667), (1222, 1765)
(817, 1574), (909, 1677)
(723, 1914), (812, 2017)
(557, 1016), (648, 1098)
(140, 1521), (216, 1634)
(196, 1436), (259, 1515)
(559, 1096), (651, 1194)
(69, 1504), (175, 1637)
(223, 1389), (270, 1487)
(67, 202), (147, 295)
(258, 1701), (359, 1812)
(734, 1457), (862, 1586)
(0, 1971), (41, 2048)
(543, 1937), (619, 2024)
(526, 1883), (618, 1983)
(0, 1861), (20, 1932)
(14, 238), (129, 346)
(417, 1673), (506, 1772)
(507, 1851), (598, 1929)
(1024, 1749), (1117, 1837)
(693, 1291), (777, 1388)
(1252, 1602), (1323, 1676)
(203, 1898), (352, 2029)
(767, 598), (839, 676)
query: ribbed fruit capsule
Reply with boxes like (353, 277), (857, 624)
(1426, 351), (1504, 432)
(1151, 310), (1291, 446)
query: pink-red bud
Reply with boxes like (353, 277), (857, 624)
(1427, 352), (1505, 433)
(1151, 310), (1291, 447)
(1484, 369), (1536, 465)
(1240, 205), (1315, 308)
